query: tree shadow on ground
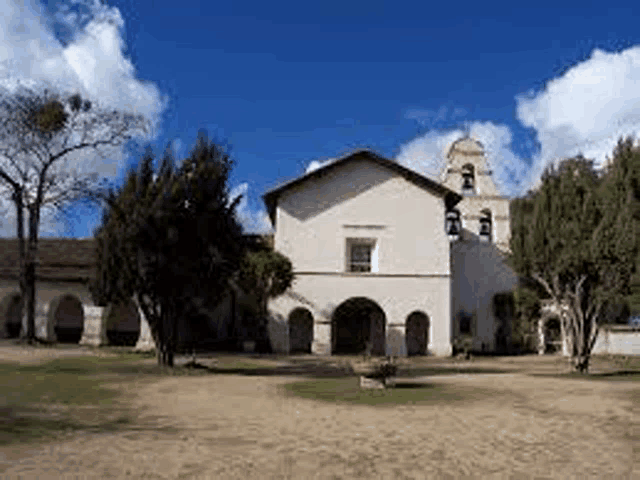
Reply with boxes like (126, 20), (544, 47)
(0, 405), (141, 446)
(530, 370), (640, 382)
(193, 363), (355, 378)
(0, 358), (180, 447)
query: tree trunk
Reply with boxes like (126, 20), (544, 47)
(14, 190), (27, 341)
(573, 355), (590, 373)
(155, 301), (175, 368)
(167, 300), (176, 368)
(23, 205), (39, 343)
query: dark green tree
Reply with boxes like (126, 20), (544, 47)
(90, 131), (245, 366)
(597, 137), (640, 318)
(511, 286), (542, 353)
(509, 140), (639, 372)
(237, 246), (294, 351)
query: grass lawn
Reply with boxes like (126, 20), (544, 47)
(0, 349), (294, 446)
(0, 357), (135, 446)
(280, 353), (639, 405)
(1, 347), (637, 445)
(280, 376), (518, 406)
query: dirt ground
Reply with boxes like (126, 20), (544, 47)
(0, 345), (636, 479)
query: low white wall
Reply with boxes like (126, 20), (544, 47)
(592, 328), (640, 355)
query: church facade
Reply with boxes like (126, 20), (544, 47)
(264, 137), (518, 356)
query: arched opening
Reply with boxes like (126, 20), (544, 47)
(544, 316), (562, 354)
(0, 293), (22, 338)
(332, 297), (386, 355)
(106, 300), (140, 346)
(51, 295), (84, 343)
(406, 311), (429, 356)
(479, 209), (492, 243)
(288, 307), (313, 354)
(445, 208), (461, 242)
(461, 163), (475, 195)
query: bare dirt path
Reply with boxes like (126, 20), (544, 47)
(0, 347), (636, 478)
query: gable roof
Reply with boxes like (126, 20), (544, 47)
(263, 149), (463, 224)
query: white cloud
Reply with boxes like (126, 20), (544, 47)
(516, 46), (640, 190)
(0, 0), (166, 237)
(306, 160), (328, 173)
(0, 0), (165, 124)
(396, 129), (463, 182)
(396, 123), (530, 197)
(398, 46), (640, 196)
(229, 182), (273, 234)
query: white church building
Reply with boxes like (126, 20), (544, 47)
(264, 137), (519, 356)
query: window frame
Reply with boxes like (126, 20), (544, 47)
(346, 238), (378, 273)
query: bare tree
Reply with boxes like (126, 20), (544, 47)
(0, 81), (149, 343)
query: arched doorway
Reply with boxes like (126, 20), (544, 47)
(332, 297), (385, 355)
(106, 301), (141, 346)
(288, 308), (313, 353)
(544, 317), (562, 354)
(50, 295), (84, 343)
(406, 311), (429, 356)
(0, 293), (22, 338)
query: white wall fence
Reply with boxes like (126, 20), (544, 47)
(592, 327), (640, 356)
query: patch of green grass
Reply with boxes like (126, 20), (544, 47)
(0, 357), (151, 445)
(214, 358), (276, 370)
(281, 377), (507, 406)
(395, 366), (511, 378)
(0, 359), (125, 405)
(0, 406), (133, 446)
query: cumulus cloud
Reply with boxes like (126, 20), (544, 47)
(229, 182), (273, 234)
(396, 129), (463, 182)
(396, 123), (530, 197)
(0, 0), (165, 123)
(516, 46), (640, 190)
(0, 0), (166, 236)
(398, 46), (640, 196)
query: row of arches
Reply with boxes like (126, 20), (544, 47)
(287, 297), (430, 356)
(3, 293), (432, 355)
(0, 293), (140, 346)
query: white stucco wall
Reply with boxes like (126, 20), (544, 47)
(268, 273), (452, 356)
(450, 237), (518, 351)
(275, 158), (451, 276)
(268, 155), (454, 356)
(592, 329), (640, 355)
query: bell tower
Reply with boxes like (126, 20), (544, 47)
(441, 136), (510, 252)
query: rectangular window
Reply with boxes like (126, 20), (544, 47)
(346, 239), (378, 273)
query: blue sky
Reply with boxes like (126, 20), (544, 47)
(1, 0), (640, 237)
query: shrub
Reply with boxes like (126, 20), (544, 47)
(367, 356), (398, 380)
(452, 335), (473, 358)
